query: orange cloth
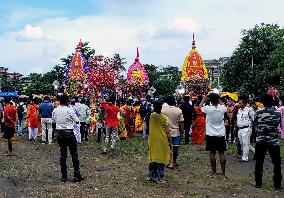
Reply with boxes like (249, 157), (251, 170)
(134, 106), (143, 132)
(28, 104), (39, 128)
(121, 105), (135, 137)
(192, 107), (206, 144)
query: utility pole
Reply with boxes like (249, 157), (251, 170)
(251, 54), (254, 96)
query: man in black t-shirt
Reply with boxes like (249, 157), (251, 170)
(141, 95), (153, 139)
(179, 96), (195, 144)
(17, 102), (25, 136)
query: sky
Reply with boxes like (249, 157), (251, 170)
(0, 0), (283, 75)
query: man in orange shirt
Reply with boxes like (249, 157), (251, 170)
(2, 97), (17, 156)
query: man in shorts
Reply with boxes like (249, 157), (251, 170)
(200, 93), (227, 178)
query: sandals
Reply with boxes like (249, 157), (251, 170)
(166, 164), (174, 170)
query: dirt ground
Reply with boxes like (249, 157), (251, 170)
(0, 134), (284, 198)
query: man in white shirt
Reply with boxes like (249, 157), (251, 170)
(200, 93), (227, 178)
(70, 99), (81, 143)
(76, 98), (90, 141)
(162, 96), (184, 168)
(237, 96), (255, 162)
(52, 95), (84, 183)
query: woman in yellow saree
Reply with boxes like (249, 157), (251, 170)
(134, 101), (143, 133)
(148, 100), (172, 183)
(118, 100), (127, 139)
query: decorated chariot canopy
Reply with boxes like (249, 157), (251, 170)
(181, 34), (208, 81)
(88, 55), (116, 94)
(127, 47), (149, 85)
(66, 39), (88, 81)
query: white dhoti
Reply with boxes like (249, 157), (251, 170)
(74, 123), (81, 143)
(238, 127), (252, 161)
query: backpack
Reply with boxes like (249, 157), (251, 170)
(140, 102), (152, 120)
(17, 105), (24, 118)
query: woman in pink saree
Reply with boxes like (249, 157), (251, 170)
(278, 97), (284, 139)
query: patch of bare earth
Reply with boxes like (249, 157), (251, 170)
(0, 135), (283, 198)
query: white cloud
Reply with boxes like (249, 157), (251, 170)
(17, 24), (44, 40)
(170, 17), (202, 33)
(1, 0), (284, 76)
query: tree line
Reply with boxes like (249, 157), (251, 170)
(221, 23), (284, 97)
(1, 23), (283, 97)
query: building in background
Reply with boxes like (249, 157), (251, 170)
(0, 66), (23, 79)
(205, 57), (229, 85)
(0, 66), (24, 92)
(0, 67), (9, 75)
(8, 72), (24, 79)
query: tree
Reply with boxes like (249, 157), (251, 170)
(24, 73), (44, 95)
(0, 73), (24, 93)
(143, 65), (181, 97)
(88, 53), (126, 96)
(22, 64), (67, 95)
(144, 64), (159, 85)
(221, 23), (284, 96)
(269, 29), (284, 95)
(154, 66), (180, 97)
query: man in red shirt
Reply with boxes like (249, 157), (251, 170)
(2, 98), (17, 156)
(100, 96), (119, 156)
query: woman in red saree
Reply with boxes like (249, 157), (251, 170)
(121, 100), (135, 138)
(192, 101), (206, 144)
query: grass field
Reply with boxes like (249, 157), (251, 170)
(0, 134), (284, 198)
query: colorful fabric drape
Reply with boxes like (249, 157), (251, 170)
(148, 113), (170, 164)
(277, 106), (284, 139)
(27, 104), (39, 129)
(121, 105), (135, 138)
(181, 34), (208, 81)
(192, 107), (206, 144)
(66, 40), (88, 81)
(118, 116), (127, 139)
(127, 47), (149, 85)
(134, 106), (143, 132)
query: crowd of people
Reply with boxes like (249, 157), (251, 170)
(147, 93), (283, 189)
(0, 92), (283, 189)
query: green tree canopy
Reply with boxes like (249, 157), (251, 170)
(269, 29), (284, 94)
(221, 23), (284, 96)
(0, 73), (23, 92)
(144, 65), (181, 97)
(144, 64), (159, 84)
